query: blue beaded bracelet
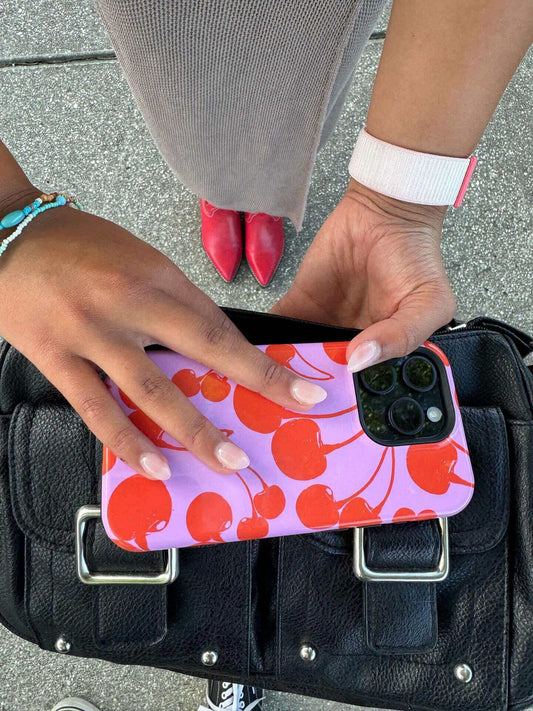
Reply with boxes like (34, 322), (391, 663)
(0, 193), (83, 259)
(0, 191), (82, 231)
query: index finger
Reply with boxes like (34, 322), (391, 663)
(137, 290), (329, 410)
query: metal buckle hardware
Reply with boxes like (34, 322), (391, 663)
(75, 505), (179, 585)
(353, 516), (449, 583)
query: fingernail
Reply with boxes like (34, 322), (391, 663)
(290, 379), (328, 405)
(140, 452), (171, 480)
(347, 341), (382, 372)
(215, 441), (250, 471)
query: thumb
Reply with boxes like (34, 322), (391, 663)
(346, 288), (455, 373)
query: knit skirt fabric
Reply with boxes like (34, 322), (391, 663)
(93, 0), (387, 230)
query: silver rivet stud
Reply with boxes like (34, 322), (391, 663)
(201, 650), (218, 666)
(299, 644), (317, 662)
(454, 663), (473, 683)
(55, 636), (71, 654)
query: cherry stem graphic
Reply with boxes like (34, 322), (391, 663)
(236, 471), (257, 516)
(247, 466), (267, 489)
(286, 363), (333, 381)
(336, 447), (390, 508)
(321, 428), (364, 454)
(450, 438), (469, 456)
(281, 404), (358, 420)
(288, 346), (334, 380)
(373, 447), (396, 515)
(449, 471), (475, 488)
(156, 437), (185, 451)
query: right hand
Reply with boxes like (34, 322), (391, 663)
(0, 187), (328, 480)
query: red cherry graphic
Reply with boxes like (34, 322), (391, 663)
(172, 368), (200, 396)
(119, 388), (137, 409)
(393, 507), (437, 523)
(172, 368), (231, 402)
(233, 384), (357, 434)
(296, 485), (339, 528)
(237, 515), (269, 539)
(406, 440), (474, 495)
(323, 342), (349, 365)
(271, 419), (363, 480)
(102, 447), (117, 475)
(110, 538), (140, 552)
(339, 497), (381, 528)
(233, 472), (270, 540)
(201, 371), (231, 401)
(265, 343), (333, 380)
(107, 474), (172, 551)
(419, 509), (438, 520)
(339, 448), (396, 528)
(393, 507), (415, 522)
(128, 409), (183, 450)
(295, 447), (392, 529)
(186, 492), (232, 543)
(254, 485), (285, 519)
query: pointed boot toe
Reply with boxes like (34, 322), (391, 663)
(244, 212), (284, 287)
(200, 198), (243, 282)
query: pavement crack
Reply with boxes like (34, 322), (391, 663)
(0, 51), (117, 69)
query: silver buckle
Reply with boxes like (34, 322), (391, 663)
(75, 505), (179, 585)
(353, 516), (449, 583)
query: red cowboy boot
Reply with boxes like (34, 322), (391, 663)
(244, 212), (284, 287)
(200, 198), (243, 282)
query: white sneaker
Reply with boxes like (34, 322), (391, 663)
(198, 680), (265, 711)
(51, 699), (101, 711)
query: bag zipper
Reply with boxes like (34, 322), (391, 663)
(437, 317), (533, 357)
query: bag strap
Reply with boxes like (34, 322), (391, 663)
(363, 519), (441, 654)
(85, 520), (168, 652)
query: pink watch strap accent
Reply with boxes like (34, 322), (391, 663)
(453, 156), (478, 207)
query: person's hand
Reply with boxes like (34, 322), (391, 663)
(270, 179), (455, 371)
(0, 186), (328, 480)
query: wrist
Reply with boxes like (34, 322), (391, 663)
(344, 178), (447, 231)
(0, 185), (44, 222)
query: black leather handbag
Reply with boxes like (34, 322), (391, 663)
(1, 308), (533, 711)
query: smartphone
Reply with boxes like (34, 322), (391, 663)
(100, 341), (474, 552)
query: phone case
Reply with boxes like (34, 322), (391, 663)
(101, 341), (474, 552)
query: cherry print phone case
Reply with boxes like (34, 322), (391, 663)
(100, 341), (474, 552)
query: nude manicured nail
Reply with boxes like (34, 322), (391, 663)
(140, 452), (171, 480)
(347, 341), (382, 373)
(290, 378), (328, 405)
(215, 441), (250, 471)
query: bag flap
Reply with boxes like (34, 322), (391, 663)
(8, 401), (100, 552)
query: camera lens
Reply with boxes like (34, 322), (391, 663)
(402, 356), (437, 392)
(360, 363), (396, 395)
(388, 397), (425, 435)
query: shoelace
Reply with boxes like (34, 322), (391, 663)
(236, 685), (265, 711)
(198, 682), (265, 711)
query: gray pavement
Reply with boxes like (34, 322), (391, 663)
(0, 1), (531, 710)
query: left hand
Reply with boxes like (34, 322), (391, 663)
(269, 179), (456, 371)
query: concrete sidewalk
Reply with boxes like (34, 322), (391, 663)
(0, 1), (531, 709)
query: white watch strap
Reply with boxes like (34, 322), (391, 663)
(348, 127), (477, 207)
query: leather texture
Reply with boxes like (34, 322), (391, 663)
(1, 310), (532, 711)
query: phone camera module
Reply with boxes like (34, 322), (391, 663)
(360, 363), (396, 395)
(388, 397), (425, 435)
(402, 355), (437, 392)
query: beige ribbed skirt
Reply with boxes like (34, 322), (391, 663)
(93, 0), (387, 230)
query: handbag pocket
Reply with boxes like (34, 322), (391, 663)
(6, 401), (253, 675)
(275, 406), (511, 711)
